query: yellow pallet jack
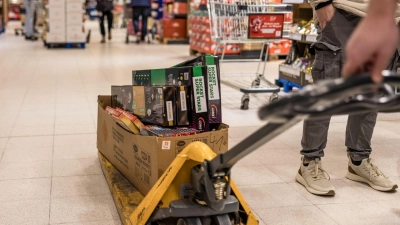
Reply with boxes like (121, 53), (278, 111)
(99, 73), (400, 225)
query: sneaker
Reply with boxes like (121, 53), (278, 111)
(346, 156), (398, 191)
(295, 157), (335, 196)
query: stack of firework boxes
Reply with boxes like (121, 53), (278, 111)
(113, 54), (222, 132)
(97, 55), (228, 196)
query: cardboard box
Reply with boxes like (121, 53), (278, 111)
(162, 19), (187, 38)
(66, 33), (86, 43)
(174, 55), (222, 123)
(66, 2), (83, 12)
(48, 8), (66, 21)
(97, 95), (228, 195)
(111, 86), (133, 113)
(48, 0), (65, 7)
(132, 67), (192, 86)
(66, 12), (83, 25)
(132, 86), (176, 126)
(46, 33), (66, 43)
(49, 22), (66, 34)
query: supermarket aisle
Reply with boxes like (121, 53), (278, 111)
(1, 23), (400, 225)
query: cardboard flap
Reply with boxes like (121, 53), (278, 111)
(98, 95), (112, 110)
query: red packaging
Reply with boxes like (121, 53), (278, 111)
(163, 19), (187, 38)
(173, 2), (187, 15)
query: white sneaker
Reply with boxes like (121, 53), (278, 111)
(346, 156), (398, 191)
(295, 157), (335, 196)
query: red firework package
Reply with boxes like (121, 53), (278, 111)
(248, 13), (284, 39)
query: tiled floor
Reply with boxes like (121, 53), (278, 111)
(1, 21), (400, 225)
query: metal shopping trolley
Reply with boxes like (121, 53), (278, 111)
(208, 0), (292, 109)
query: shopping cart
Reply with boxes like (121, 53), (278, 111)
(208, 0), (292, 109)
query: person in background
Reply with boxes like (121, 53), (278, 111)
(96, 0), (114, 43)
(295, 0), (400, 196)
(131, 0), (151, 44)
(24, 0), (37, 40)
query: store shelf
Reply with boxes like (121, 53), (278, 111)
(279, 63), (313, 87)
(288, 32), (317, 44)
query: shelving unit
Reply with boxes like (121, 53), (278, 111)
(278, 0), (314, 91)
(161, 0), (189, 44)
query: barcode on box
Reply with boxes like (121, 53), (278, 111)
(276, 31), (281, 37)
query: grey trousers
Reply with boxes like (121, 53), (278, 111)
(301, 8), (381, 161)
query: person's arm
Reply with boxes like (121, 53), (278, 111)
(342, 0), (399, 82)
(310, 0), (335, 29)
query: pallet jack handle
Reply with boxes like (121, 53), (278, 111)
(192, 71), (400, 211)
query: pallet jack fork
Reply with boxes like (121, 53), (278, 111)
(100, 72), (400, 225)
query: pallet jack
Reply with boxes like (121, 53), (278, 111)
(99, 72), (400, 225)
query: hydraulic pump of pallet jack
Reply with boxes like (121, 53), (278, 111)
(190, 71), (400, 212)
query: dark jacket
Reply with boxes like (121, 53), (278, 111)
(96, 0), (114, 12)
(130, 0), (150, 7)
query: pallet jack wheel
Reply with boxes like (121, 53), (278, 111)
(213, 214), (232, 225)
(176, 217), (202, 225)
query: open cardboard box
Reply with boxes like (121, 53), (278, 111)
(97, 95), (229, 196)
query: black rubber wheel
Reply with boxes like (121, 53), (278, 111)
(240, 99), (249, 110)
(176, 217), (202, 225)
(213, 214), (232, 225)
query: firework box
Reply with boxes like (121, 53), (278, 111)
(132, 67), (192, 86)
(111, 86), (133, 113)
(191, 66), (210, 132)
(174, 55), (222, 123)
(97, 95), (229, 196)
(132, 86), (176, 126)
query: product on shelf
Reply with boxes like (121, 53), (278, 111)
(285, 40), (298, 65)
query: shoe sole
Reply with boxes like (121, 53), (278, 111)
(295, 172), (335, 196)
(346, 172), (398, 191)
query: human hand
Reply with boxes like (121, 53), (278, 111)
(315, 4), (335, 29)
(342, 15), (399, 83)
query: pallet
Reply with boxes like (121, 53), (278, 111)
(98, 151), (144, 225)
(44, 42), (86, 49)
(163, 38), (189, 45)
(276, 78), (303, 93)
(267, 54), (287, 61)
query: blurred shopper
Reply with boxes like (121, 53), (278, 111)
(296, 0), (400, 196)
(24, 0), (37, 40)
(131, 0), (150, 44)
(96, 0), (114, 43)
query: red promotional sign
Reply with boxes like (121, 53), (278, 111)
(248, 13), (284, 39)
